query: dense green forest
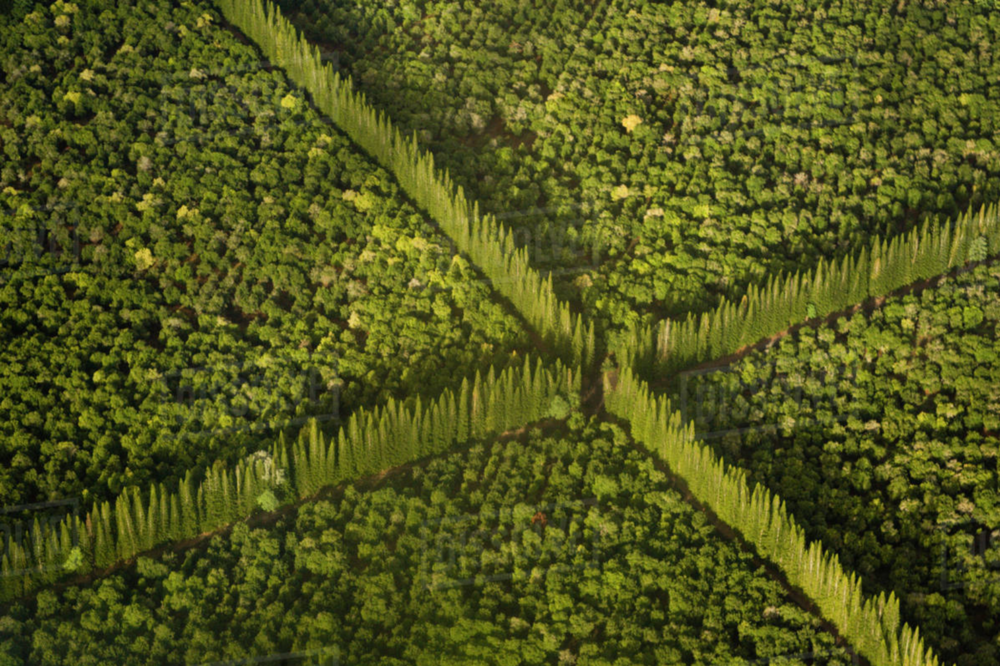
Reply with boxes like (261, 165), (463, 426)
(0, 356), (580, 602)
(0, 420), (854, 665)
(617, 201), (1000, 378)
(2, 0), (999, 663)
(675, 263), (1000, 664)
(281, 0), (1000, 330)
(0, 0), (529, 506)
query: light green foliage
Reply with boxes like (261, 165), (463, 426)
(622, 202), (1000, 377)
(218, 0), (593, 366)
(971, 236), (989, 262)
(544, 394), (571, 420)
(255, 489), (279, 512)
(132, 247), (154, 271)
(1, 2), (996, 665)
(61, 547), (83, 571)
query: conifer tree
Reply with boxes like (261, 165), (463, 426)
(195, 484), (207, 534)
(604, 368), (944, 666)
(27, 516), (43, 574)
(293, 435), (309, 499)
(168, 493), (181, 543)
(58, 520), (74, 569)
(145, 485), (158, 552)
(217, 0), (585, 365)
(339, 427), (357, 481)
(179, 470), (197, 536)
(470, 371), (484, 438)
(237, 463), (252, 517)
(332, 425), (348, 482)
(114, 494), (137, 561)
(94, 503), (114, 569)
(640, 200), (1000, 378)
(308, 418), (324, 494)
(445, 390), (458, 450)
(3, 545), (24, 599)
(0, 356), (582, 603)
(456, 378), (470, 443)
(75, 514), (92, 570)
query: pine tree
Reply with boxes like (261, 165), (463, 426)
(76, 514), (93, 571)
(332, 425), (347, 483)
(146, 485), (159, 552)
(115, 494), (137, 561)
(604, 368), (945, 666)
(217, 0), (581, 364)
(445, 390), (458, 450)
(308, 418), (324, 495)
(180, 470), (197, 536)
(3, 544), (25, 599)
(169, 493), (182, 543)
(339, 427), (357, 482)
(293, 434), (310, 499)
(196, 484), (207, 534)
(469, 371), (483, 438)
(94, 503), (114, 569)
(58, 520), (74, 569)
(235, 463), (250, 517)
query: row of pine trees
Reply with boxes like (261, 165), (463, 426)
(618, 201), (1000, 376)
(5, 2), (963, 661)
(0, 357), (579, 602)
(210, 4), (961, 663)
(604, 367), (942, 666)
(215, 0), (594, 366)
(215, 3), (990, 663)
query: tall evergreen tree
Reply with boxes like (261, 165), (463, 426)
(114, 494), (137, 561)
(145, 485), (159, 552)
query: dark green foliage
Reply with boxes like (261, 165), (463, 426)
(217, 0), (592, 366)
(282, 0), (1000, 329)
(620, 202), (1000, 377)
(0, 0), (528, 508)
(0, 356), (578, 604)
(0, 0), (994, 663)
(680, 264), (1000, 664)
(604, 368), (942, 666)
(0, 422), (852, 666)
